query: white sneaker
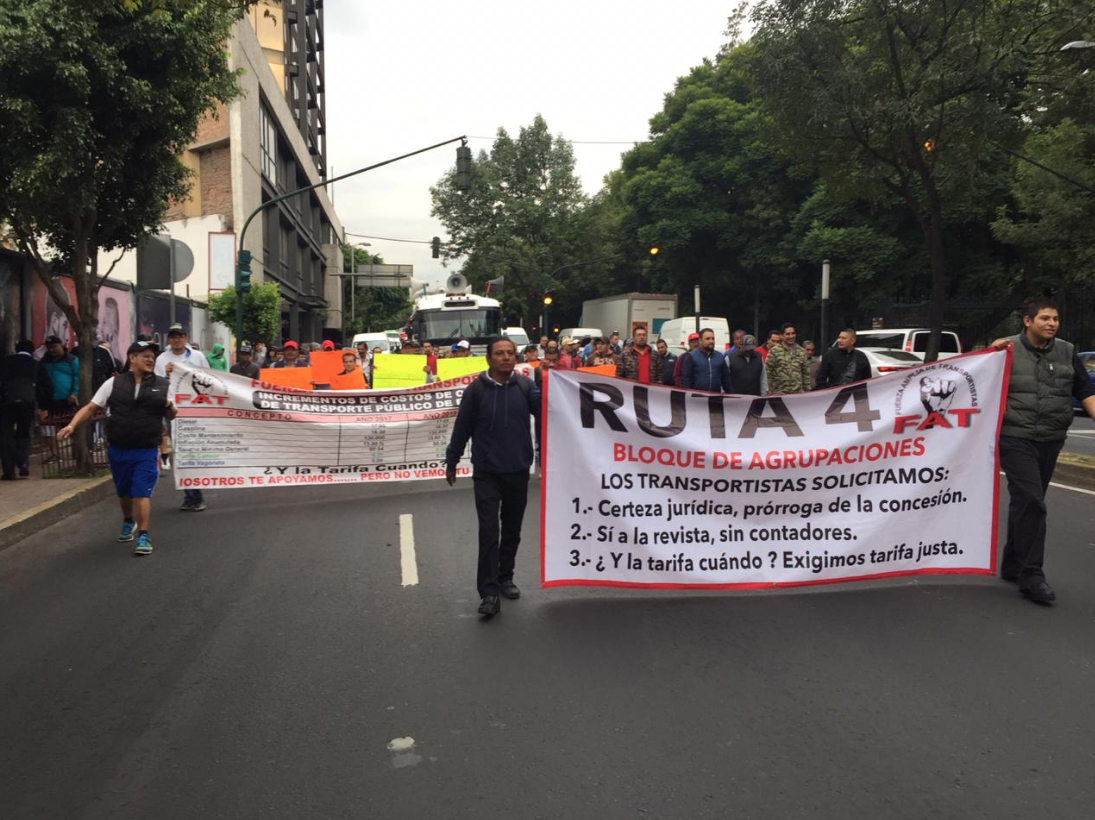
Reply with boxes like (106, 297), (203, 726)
(161, 454), (172, 470)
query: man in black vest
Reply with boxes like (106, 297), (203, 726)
(0, 340), (53, 479)
(726, 334), (767, 396)
(992, 298), (1095, 603)
(58, 341), (176, 556)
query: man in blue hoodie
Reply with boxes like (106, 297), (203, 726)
(445, 337), (541, 617)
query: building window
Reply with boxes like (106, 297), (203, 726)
(260, 106), (278, 184)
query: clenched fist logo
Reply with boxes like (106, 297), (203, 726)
(191, 370), (227, 398)
(919, 377), (957, 414)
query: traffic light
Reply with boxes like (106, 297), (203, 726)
(543, 290), (555, 306)
(431, 237), (441, 258)
(237, 249), (253, 293)
(649, 246), (660, 257)
(453, 145), (470, 191)
(923, 138), (936, 153)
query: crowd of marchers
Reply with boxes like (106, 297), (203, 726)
(516, 323), (872, 395)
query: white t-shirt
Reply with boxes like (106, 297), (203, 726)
(91, 376), (174, 410)
(154, 345), (209, 377)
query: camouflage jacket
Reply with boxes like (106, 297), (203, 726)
(765, 343), (812, 394)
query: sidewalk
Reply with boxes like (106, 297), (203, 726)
(0, 455), (113, 551)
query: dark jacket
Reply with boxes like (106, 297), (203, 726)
(92, 346), (121, 391)
(680, 348), (733, 393)
(815, 347), (871, 389)
(446, 372), (541, 474)
(659, 352), (678, 385)
(616, 345), (663, 384)
(0, 353), (53, 406)
(1001, 334), (1090, 442)
(104, 371), (171, 449)
(727, 350), (765, 396)
(231, 362), (260, 378)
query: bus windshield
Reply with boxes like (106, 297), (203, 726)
(415, 308), (501, 341)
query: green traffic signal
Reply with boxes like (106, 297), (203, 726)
(238, 249), (253, 293)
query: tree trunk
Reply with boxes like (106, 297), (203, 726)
(70, 214), (100, 474)
(924, 208), (947, 363)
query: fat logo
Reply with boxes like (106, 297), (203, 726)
(919, 377), (957, 414)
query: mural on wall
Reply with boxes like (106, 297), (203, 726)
(31, 275), (77, 357)
(138, 294), (191, 347)
(0, 257), (22, 356)
(97, 285), (132, 364)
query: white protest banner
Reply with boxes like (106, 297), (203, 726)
(168, 362), (535, 490)
(541, 349), (1009, 589)
(170, 364), (462, 488)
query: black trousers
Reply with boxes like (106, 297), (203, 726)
(0, 403), (35, 477)
(473, 470), (530, 598)
(999, 435), (1064, 584)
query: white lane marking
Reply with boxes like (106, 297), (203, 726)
(1068, 430), (1095, 436)
(999, 472), (1095, 496)
(1049, 481), (1095, 496)
(399, 514), (419, 587)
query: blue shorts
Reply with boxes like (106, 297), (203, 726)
(108, 446), (160, 499)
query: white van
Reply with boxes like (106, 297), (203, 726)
(352, 332), (393, 353)
(558, 327), (603, 344)
(503, 327), (531, 348)
(657, 316), (731, 352)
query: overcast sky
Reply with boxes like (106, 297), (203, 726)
(324, 2), (737, 288)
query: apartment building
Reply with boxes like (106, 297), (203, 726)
(102, 0), (343, 345)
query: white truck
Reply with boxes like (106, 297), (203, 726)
(580, 293), (678, 340)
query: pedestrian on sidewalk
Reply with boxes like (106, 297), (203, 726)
(0, 340), (52, 480)
(445, 337), (541, 618)
(990, 298), (1095, 604)
(39, 335), (80, 462)
(57, 341), (176, 555)
(156, 324), (209, 511)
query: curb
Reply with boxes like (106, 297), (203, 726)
(0, 477), (115, 553)
(1055, 454), (1095, 492)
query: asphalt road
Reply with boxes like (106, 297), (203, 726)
(1064, 415), (1095, 457)
(2, 477), (1093, 820)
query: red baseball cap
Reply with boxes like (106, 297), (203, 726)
(687, 332), (700, 341)
(321, 340), (335, 350)
(283, 340), (299, 350)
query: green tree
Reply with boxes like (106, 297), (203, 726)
(749, 0), (1089, 359)
(431, 115), (608, 330)
(208, 282), (281, 349)
(0, 0), (249, 468)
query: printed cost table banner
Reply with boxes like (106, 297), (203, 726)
(541, 349), (1009, 589)
(168, 363), (476, 488)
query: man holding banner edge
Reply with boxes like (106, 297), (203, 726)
(992, 298), (1095, 604)
(445, 337), (541, 618)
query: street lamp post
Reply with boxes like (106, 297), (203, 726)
(348, 241), (371, 328)
(233, 135), (470, 354)
(821, 259), (831, 347)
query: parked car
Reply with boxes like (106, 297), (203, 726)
(853, 328), (963, 360)
(1074, 351), (1095, 410)
(858, 348), (924, 378)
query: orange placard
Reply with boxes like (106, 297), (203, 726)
(578, 364), (618, 377)
(259, 367), (314, 390)
(524, 360), (541, 368)
(330, 370), (367, 391)
(307, 350), (349, 386)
